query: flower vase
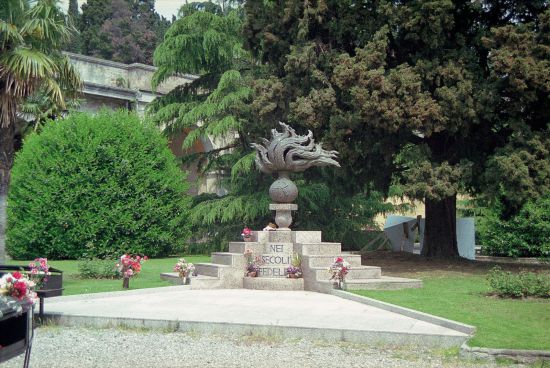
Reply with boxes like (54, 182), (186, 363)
(243, 237), (252, 242)
(247, 271), (257, 277)
(288, 273), (297, 279)
(123, 277), (130, 289)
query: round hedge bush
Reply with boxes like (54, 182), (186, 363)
(7, 110), (191, 259)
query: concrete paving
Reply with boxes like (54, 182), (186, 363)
(42, 286), (470, 347)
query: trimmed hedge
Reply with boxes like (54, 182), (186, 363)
(7, 110), (191, 259)
(478, 195), (550, 258)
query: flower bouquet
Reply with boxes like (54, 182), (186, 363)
(244, 249), (264, 277)
(173, 258), (195, 285)
(28, 258), (51, 289)
(286, 253), (302, 278)
(116, 254), (148, 289)
(285, 266), (302, 278)
(0, 271), (37, 305)
(328, 256), (350, 289)
(241, 227), (253, 242)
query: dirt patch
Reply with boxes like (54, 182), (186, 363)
(361, 250), (550, 278)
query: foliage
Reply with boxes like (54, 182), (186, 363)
(241, 0), (549, 257)
(488, 266), (549, 298)
(78, 0), (170, 64)
(149, 2), (400, 251)
(478, 195), (550, 258)
(0, 0), (82, 263)
(77, 258), (118, 279)
(7, 110), (191, 259)
(65, 0), (80, 52)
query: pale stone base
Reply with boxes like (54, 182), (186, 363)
(243, 277), (304, 291)
(163, 230), (422, 292)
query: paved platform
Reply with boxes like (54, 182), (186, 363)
(42, 287), (470, 347)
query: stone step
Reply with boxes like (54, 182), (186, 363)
(194, 263), (232, 278)
(228, 242), (262, 254)
(315, 266), (381, 281)
(316, 276), (422, 291)
(243, 277), (304, 291)
(160, 272), (186, 285)
(190, 275), (224, 290)
(303, 254), (362, 268)
(294, 242), (342, 255)
(211, 252), (246, 268)
(160, 272), (219, 286)
(250, 230), (323, 243)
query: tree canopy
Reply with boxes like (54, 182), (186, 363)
(149, 0), (549, 257)
(78, 0), (170, 64)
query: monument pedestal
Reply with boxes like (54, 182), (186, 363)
(161, 230), (422, 292)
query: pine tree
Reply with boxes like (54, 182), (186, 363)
(65, 0), (81, 52)
(242, 0), (549, 258)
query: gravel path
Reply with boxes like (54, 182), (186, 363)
(2, 326), (524, 368)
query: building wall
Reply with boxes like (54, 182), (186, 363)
(66, 52), (224, 196)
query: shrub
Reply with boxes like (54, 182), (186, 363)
(77, 258), (118, 279)
(487, 266), (549, 298)
(478, 196), (550, 258)
(7, 110), (191, 259)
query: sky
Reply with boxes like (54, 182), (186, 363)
(61, 0), (187, 19)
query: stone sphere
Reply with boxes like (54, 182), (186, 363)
(269, 177), (298, 203)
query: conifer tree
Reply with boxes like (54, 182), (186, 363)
(149, 1), (390, 251)
(243, 0), (549, 257)
(65, 0), (81, 52)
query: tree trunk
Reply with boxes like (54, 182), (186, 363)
(0, 124), (15, 264)
(421, 194), (459, 258)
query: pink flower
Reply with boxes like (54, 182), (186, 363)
(335, 257), (344, 263)
(143, 256), (148, 261)
(13, 271), (22, 280)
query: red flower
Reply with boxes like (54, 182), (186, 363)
(12, 271), (22, 279)
(335, 257), (343, 263)
(13, 281), (27, 300)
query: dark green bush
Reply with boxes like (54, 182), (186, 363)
(478, 196), (550, 258)
(7, 110), (191, 259)
(488, 266), (549, 298)
(77, 258), (118, 279)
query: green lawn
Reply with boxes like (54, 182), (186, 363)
(7, 256), (210, 296)
(352, 275), (550, 350)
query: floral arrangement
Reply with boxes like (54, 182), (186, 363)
(116, 254), (147, 288)
(328, 256), (350, 287)
(244, 249), (264, 276)
(28, 257), (51, 288)
(285, 265), (302, 278)
(241, 227), (253, 241)
(286, 253), (302, 278)
(0, 271), (37, 305)
(173, 258), (195, 279)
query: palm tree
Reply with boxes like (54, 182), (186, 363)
(0, 0), (82, 263)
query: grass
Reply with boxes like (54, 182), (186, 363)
(352, 274), (550, 350)
(7, 256), (210, 296)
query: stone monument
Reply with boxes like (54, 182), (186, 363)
(251, 122), (340, 230)
(161, 123), (422, 292)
